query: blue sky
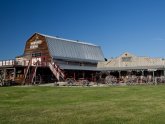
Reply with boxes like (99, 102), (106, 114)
(1, 0), (165, 60)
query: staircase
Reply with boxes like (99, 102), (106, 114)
(23, 60), (65, 83)
(48, 62), (65, 81)
(31, 61), (39, 84)
(22, 60), (31, 84)
(22, 60), (39, 84)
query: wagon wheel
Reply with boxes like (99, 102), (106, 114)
(96, 78), (105, 84)
(81, 80), (89, 86)
(105, 75), (113, 85)
(65, 78), (76, 86)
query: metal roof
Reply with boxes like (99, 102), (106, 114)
(60, 64), (100, 71)
(98, 65), (165, 71)
(39, 33), (105, 63)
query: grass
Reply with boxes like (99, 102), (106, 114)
(0, 85), (165, 124)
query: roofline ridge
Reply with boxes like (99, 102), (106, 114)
(37, 33), (98, 47)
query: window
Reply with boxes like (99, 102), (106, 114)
(32, 53), (41, 57)
(122, 57), (132, 62)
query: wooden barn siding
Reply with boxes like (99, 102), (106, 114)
(24, 33), (52, 62)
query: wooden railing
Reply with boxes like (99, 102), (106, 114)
(48, 62), (65, 81)
(0, 60), (49, 67)
(0, 60), (15, 66)
(0, 60), (30, 67)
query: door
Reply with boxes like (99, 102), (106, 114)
(31, 52), (42, 66)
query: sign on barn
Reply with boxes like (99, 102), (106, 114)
(30, 40), (42, 49)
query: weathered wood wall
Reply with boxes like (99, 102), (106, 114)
(24, 33), (52, 62)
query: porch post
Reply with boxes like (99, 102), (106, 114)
(118, 71), (121, 80)
(14, 68), (16, 81)
(82, 71), (85, 79)
(153, 71), (156, 85)
(4, 69), (6, 80)
(73, 72), (76, 80)
(142, 70), (144, 76)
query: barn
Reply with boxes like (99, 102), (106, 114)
(2, 33), (165, 86)
(0, 33), (105, 85)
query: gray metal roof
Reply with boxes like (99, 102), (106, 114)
(60, 64), (100, 71)
(40, 33), (105, 63)
(98, 65), (165, 71)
